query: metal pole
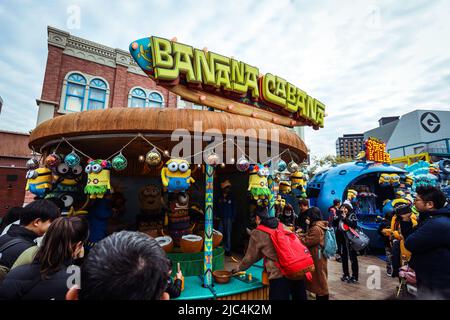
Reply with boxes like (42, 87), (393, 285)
(203, 164), (214, 287)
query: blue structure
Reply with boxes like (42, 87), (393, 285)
(307, 161), (406, 250)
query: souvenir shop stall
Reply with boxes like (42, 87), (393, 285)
(25, 35), (325, 299)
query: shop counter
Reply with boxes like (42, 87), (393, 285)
(173, 260), (268, 300)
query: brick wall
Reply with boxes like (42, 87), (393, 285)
(42, 45), (177, 110)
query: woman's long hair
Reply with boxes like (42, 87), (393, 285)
(35, 216), (89, 277)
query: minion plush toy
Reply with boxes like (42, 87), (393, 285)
(25, 167), (53, 198)
(248, 163), (271, 206)
(84, 159), (112, 199)
(161, 158), (195, 193)
(390, 174), (400, 187)
(291, 171), (307, 198)
(404, 175), (414, 188)
(279, 181), (292, 195)
(379, 173), (391, 187)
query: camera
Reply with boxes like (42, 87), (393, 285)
(393, 204), (412, 216)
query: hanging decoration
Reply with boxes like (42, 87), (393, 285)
(26, 157), (40, 170)
(161, 158), (195, 193)
(145, 148), (162, 166)
(287, 161), (299, 173)
(45, 153), (62, 168)
(112, 152), (128, 171)
(206, 152), (220, 166)
(64, 150), (81, 168)
(84, 159), (112, 199)
(236, 156), (250, 172)
(277, 160), (287, 172)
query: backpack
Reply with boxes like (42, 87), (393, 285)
(0, 238), (27, 284)
(320, 227), (338, 259)
(257, 223), (315, 280)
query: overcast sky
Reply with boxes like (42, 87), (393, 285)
(0, 0), (449, 158)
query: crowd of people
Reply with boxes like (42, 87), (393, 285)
(0, 185), (449, 300)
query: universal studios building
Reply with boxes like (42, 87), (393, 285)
(364, 109), (450, 160)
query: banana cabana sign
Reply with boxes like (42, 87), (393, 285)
(129, 37), (325, 129)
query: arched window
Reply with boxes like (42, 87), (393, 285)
(130, 88), (146, 108)
(148, 91), (163, 108)
(87, 79), (107, 110)
(64, 73), (86, 112)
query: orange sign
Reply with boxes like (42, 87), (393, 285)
(365, 138), (391, 163)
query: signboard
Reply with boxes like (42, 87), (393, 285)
(365, 137), (391, 164)
(129, 37), (325, 129)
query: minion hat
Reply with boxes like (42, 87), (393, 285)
(220, 180), (231, 189)
(392, 198), (409, 207)
(279, 181), (291, 187)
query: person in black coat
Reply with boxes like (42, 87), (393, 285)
(337, 203), (359, 283)
(402, 186), (450, 299)
(0, 216), (88, 300)
(0, 200), (60, 269)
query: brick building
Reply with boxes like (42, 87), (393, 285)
(0, 131), (31, 218)
(36, 26), (183, 126)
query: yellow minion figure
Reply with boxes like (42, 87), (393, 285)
(379, 173), (391, 186)
(404, 175), (414, 188)
(290, 171), (306, 189)
(390, 174), (400, 187)
(84, 159), (112, 199)
(248, 163), (271, 206)
(291, 171), (307, 198)
(25, 167), (53, 198)
(279, 181), (292, 195)
(161, 158), (195, 193)
(347, 189), (358, 201)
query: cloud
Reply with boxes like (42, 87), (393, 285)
(0, 0), (449, 159)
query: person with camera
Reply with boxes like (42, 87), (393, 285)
(402, 186), (450, 299)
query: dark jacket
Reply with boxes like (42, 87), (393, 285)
(0, 225), (39, 269)
(377, 218), (392, 248)
(405, 205), (450, 299)
(217, 193), (236, 220)
(166, 278), (182, 299)
(0, 262), (74, 300)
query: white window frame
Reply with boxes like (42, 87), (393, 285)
(127, 86), (165, 108)
(59, 71), (110, 114)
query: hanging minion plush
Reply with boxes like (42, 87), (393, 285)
(84, 160), (112, 199)
(161, 158), (195, 193)
(248, 163), (271, 207)
(45, 162), (85, 213)
(291, 171), (307, 198)
(390, 174), (400, 187)
(25, 167), (53, 198)
(379, 173), (391, 186)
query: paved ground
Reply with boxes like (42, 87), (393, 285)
(224, 254), (399, 300)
